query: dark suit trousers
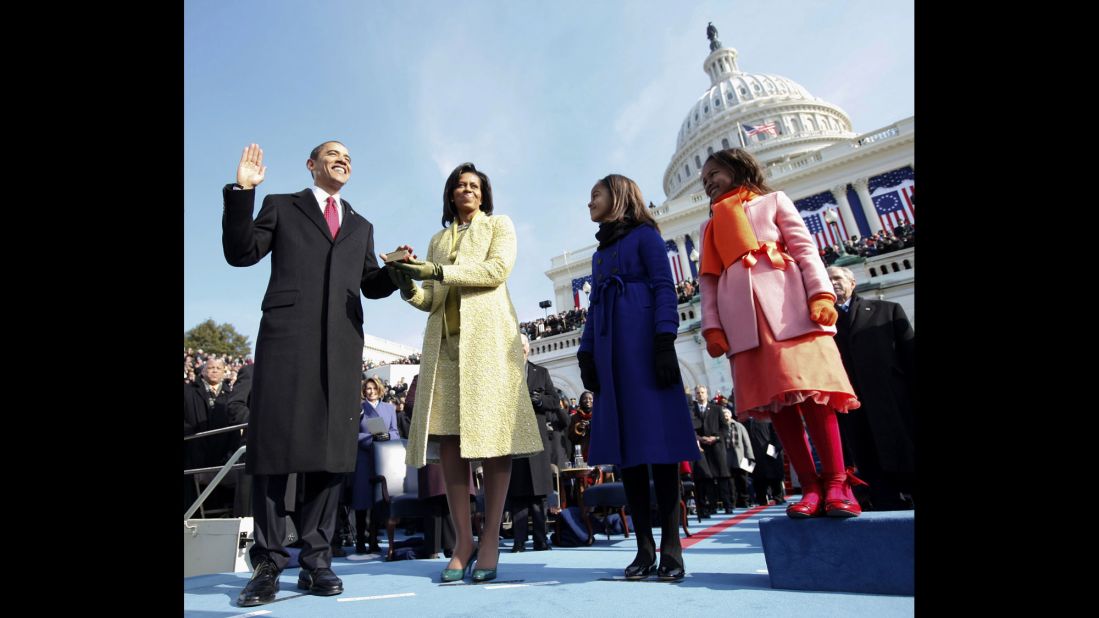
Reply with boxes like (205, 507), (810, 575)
(250, 471), (344, 571)
(692, 471), (715, 513)
(837, 410), (915, 510)
(731, 470), (749, 506)
(423, 495), (457, 556)
(717, 477), (735, 510)
(510, 497), (549, 549)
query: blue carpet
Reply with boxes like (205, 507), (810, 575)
(184, 502), (914, 617)
(759, 510), (914, 595)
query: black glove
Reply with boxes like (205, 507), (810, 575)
(653, 332), (682, 389)
(577, 350), (600, 393)
(530, 390), (544, 409)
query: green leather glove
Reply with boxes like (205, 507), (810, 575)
(390, 258), (443, 281)
(386, 265), (417, 297)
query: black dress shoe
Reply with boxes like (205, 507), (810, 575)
(510, 545), (525, 553)
(657, 563), (685, 581)
(355, 543), (367, 554)
(532, 544), (552, 551)
(297, 567), (343, 596)
(624, 561), (656, 580)
(331, 545), (347, 558)
(238, 560), (280, 607)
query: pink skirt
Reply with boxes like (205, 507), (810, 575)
(732, 300), (859, 420)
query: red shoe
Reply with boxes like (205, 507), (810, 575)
(824, 469), (867, 518)
(786, 478), (823, 519)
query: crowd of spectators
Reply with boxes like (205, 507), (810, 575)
(185, 349), (421, 388)
(518, 282), (702, 343)
(822, 223), (915, 265)
(676, 278), (700, 304)
(521, 308), (587, 341)
(184, 348), (251, 386)
(362, 353), (421, 371)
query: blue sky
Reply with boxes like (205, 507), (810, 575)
(184, 0), (914, 352)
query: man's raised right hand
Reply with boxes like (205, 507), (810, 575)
(237, 143), (267, 189)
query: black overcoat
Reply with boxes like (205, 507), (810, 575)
(222, 186), (396, 475)
(509, 362), (558, 497)
(833, 294), (915, 476)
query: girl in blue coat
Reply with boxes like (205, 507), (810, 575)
(577, 174), (700, 581)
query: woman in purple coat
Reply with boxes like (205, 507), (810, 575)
(351, 376), (401, 554)
(576, 174), (699, 581)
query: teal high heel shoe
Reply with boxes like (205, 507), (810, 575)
(471, 566), (498, 583)
(440, 545), (478, 583)
(471, 546), (498, 583)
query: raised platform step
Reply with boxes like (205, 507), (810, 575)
(759, 510), (914, 595)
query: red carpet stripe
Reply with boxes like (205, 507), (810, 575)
(680, 505), (771, 549)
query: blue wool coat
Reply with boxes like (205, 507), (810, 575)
(579, 224), (700, 468)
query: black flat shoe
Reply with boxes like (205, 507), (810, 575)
(238, 560), (280, 607)
(657, 563), (685, 581)
(624, 561), (657, 580)
(297, 567), (343, 596)
(509, 546), (525, 553)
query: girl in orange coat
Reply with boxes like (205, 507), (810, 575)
(698, 148), (864, 518)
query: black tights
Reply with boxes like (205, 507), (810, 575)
(621, 463), (683, 570)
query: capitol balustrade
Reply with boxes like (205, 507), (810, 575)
(860, 247), (914, 282)
(768, 118), (913, 178)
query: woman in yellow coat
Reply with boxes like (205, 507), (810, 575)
(389, 162), (543, 583)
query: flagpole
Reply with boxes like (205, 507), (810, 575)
(736, 122), (746, 147)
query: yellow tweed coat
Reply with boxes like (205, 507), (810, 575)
(403, 213), (544, 467)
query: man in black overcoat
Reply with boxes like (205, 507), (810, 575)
(223, 142), (398, 606)
(184, 358), (233, 514)
(828, 266), (915, 510)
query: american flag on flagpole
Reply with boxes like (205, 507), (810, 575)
(743, 121), (778, 138)
(795, 192), (848, 250)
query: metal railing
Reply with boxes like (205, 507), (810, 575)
(184, 423), (248, 520)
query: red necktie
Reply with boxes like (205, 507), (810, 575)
(324, 196), (340, 239)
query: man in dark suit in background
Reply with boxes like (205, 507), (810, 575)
(223, 142), (399, 606)
(184, 358), (233, 514)
(828, 266), (915, 511)
(689, 385), (732, 516)
(507, 333), (561, 552)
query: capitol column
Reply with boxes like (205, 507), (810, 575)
(853, 177), (883, 235)
(830, 184), (860, 243)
